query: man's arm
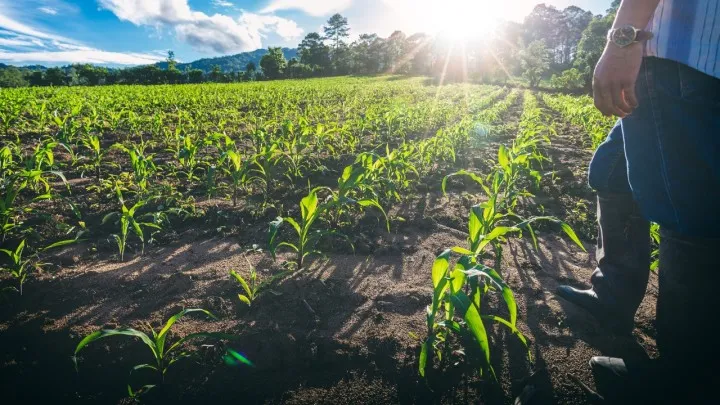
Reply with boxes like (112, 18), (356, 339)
(593, 0), (660, 117)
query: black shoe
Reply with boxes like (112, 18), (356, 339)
(589, 356), (659, 404)
(556, 285), (634, 335)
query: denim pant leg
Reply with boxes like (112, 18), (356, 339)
(622, 57), (720, 238)
(586, 121), (649, 315)
(588, 121), (632, 195)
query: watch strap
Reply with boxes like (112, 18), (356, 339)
(635, 30), (654, 42)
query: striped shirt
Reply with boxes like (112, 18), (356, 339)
(645, 0), (720, 78)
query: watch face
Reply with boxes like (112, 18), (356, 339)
(613, 26), (636, 47)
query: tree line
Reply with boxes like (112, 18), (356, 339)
(0, 1), (618, 90)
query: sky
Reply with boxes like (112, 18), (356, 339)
(0, 0), (613, 67)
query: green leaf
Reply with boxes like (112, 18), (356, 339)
(41, 238), (79, 251)
(283, 216), (302, 237)
(441, 170), (485, 195)
(431, 249), (451, 289)
(238, 294), (252, 306)
(498, 144), (510, 171)
(268, 216), (284, 259)
(419, 340), (429, 377)
(74, 328), (157, 370)
(156, 308), (217, 356)
(449, 291), (495, 382)
(559, 221), (586, 252)
(300, 190), (319, 224)
(230, 270), (252, 297)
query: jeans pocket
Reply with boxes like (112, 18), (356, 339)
(678, 63), (720, 106)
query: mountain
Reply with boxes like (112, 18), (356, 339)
(0, 48), (297, 73)
(155, 48), (298, 73)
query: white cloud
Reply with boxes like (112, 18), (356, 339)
(0, 49), (164, 64)
(240, 12), (303, 41)
(0, 12), (163, 65)
(98, 0), (303, 53)
(38, 7), (59, 15)
(0, 37), (41, 47)
(0, 13), (77, 44)
(260, 0), (352, 17)
(211, 0), (234, 8)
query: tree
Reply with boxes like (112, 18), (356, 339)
(557, 6), (593, 66)
(406, 33), (432, 74)
(209, 65), (225, 82)
(519, 40), (550, 88)
(286, 58), (313, 78)
(76, 64), (107, 85)
(522, 4), (591, 68)
(259, 47), (287, 80)
(383, 31), (408, 73)
(323, 13), (350, 51)
(167, 51), (177, 70)
(188, 69), (204, 83)
(243, 62), (257, 81)
(550, 68), (585, 91)
(0, 67), (29, 88)
(27, 71), (45, 86)
(298, 33), (331, 74)
(44, 67), (66, 86)
(351, 34), (384, 74)
(165, 50), (184, 84)
(574, 3), (619, 88)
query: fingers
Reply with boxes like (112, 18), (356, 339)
(611, 82), (634, 116)
(624, 83), (639, 109)
(593, 79), (637, 118)
(593, 81), (621, 117)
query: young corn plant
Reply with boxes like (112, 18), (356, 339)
(419, 250), (528, 381)
(324, 163), (389, 231)
(114, 143), (157, 194)
(443, 170), (584, 271)
(73, 308), (238, 388)
(102, 188), (161, 262)
(81, 134), (106, 181)
(222, 149), (248, 207)
(0, 238), (78, 295)
(268, 188), (350, 270)
(0, 240), (33, 295)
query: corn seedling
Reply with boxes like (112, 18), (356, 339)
(80, 134), (106, 181)
(268, 188), (350, 270)
(73, 308), (237, 385)
(102, 188), (162, 261)
(0, 237), (78, 294)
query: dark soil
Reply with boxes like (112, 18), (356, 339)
(0, 92), (659, 404)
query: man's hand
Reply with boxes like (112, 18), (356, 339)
(592, 43), (644, 118)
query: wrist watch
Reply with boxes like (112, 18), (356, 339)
(607, 25), (654, 48)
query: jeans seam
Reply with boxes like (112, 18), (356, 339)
(644, 59), (682, 228)
(602, 145), (624, 192)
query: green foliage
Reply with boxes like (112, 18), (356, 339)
(424, 91), (586, 382)
(102, 188), (161, 261)
(519, 40), (551, 88)
(260, 47), (288, 80)
(550, 68), (585, 91)
(543, 93), (615, 149)
(73, 308), (238, 389)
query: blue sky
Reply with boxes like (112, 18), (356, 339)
(0, 0), (612, 66)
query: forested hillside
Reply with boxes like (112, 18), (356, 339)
(153, 48), (297, 73)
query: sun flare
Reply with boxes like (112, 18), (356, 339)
(385, 0), (502, 41)
(429, 0), (502, 40)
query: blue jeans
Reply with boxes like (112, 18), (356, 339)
(588, 57), (720, 238)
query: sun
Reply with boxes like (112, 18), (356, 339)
(383, 0), (504, 41)
(429, 0), (501, 40)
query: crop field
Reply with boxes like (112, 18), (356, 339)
(0, 76), (658, 403)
